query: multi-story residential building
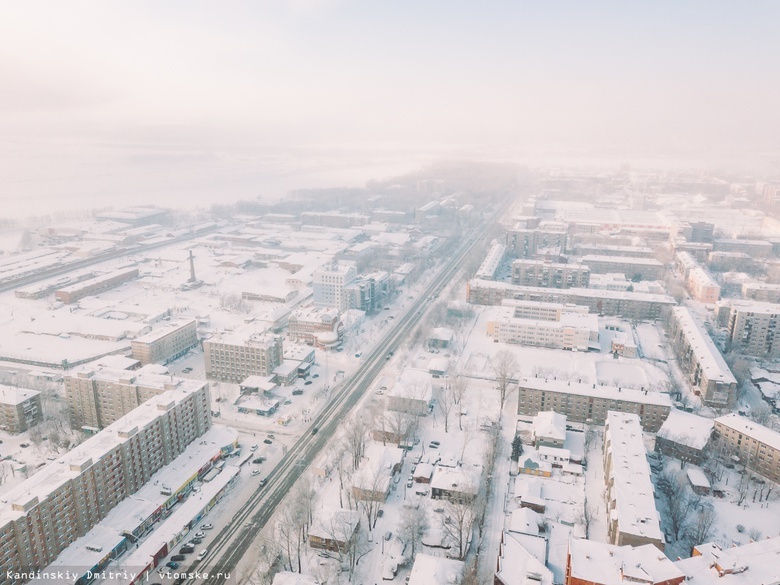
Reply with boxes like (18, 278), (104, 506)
(573, 244), (654, 258)
(603, 412), (664, 550)
(506, 225), (567, 258)
(675, 536), (780, 584)
(474, 243), (506, 280)
(566, 539), (683, 585)
(712, 413), (780, 483)
(580, 255), (665, 281)
(65, 366), (208, 431)
(0, 385), (210, 578)
(312, 264), (357, 310)
(511, 260), (590, 288)
(667, 307), (736, 408)
(486, 306), (598, 351)
(654, 409), (714, 466)
(708, 251), (754, 272)
(725, 300), (780, 358)
(203, 329), (283, 383)
(516, 378), (671, 432)
(344, 271), (387, 314)
(288, 307), (343, 347)
(130, 319), (198, 365)
(675, 220), (715, 243)
(675, 251), (699, 278)
(671, 239), (712, 262)
(467, 279), (676, 321)
(300, 211), (369, 228)
(742, 282), (780, 303)
(0, 386), (42, 434)
(712, 238), (772, 259)
(687, 265), (720, 304)
(53, 268), (139, 304)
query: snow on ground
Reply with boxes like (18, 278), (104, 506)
(635, 322), (667, 362)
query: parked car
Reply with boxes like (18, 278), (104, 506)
(171, 554), (186, 562)
(304, 380), (313, 385)
(263, 438), (273, 444)
(377, 509), (384, 518)
(197, 549), (208, 561)
(406, 479), (413, 488)
(292, 390), (303, 396)
(313, 373), (319, 378)
(166, 562), (179, 570)
(428, 442), (439, 449)
(179, 545), (194, 554)
(194, 531), (206, 538)
(191, 538), (203, 544)
(252, 469), (261, 476)
(252, 457), (265, 464)
(201, 523), (213, 530)
(384, 531), (392, 541)
(251, 444), (258, 451)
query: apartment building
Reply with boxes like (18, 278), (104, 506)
(712, 238), (772, 259)
(667, 307), (736, 408)
(0, 385), (211, 578)
(675, 251), (698, 278)
(54, 268), (139, 304)
(312, 264), (357, 310)
(675, 221), (714, 243)
(580, 255), (665, 281)
(65, 366), (208, 430)
(671, 239), (712, 262)
(742, 282), (780, 303)
(0, 386), (42, 434)
(204, 329), (283, 383)
(687, 265), (720, 304)
(566, 539), (683, 585)
(516, 378), (671, 432)
(511, 260), (590, 288)
(300, 211), (368, 228)
(675, 536), (780, 584)
(712, 413), (780, 483)
(486, 306), (598, 351)
(288, 307), (343, 346)
(467, 279), (676, 321)
(506, 225), (567, 258)
(725, 300), (780, 358)
(603, 412), (664, 550)
(130, 319), (198, 365)
(474, 243), (506, 280)
(573, 244), (654, 258)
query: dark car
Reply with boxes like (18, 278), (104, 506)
(191, 537), (203, 544)
(252, 457), (265, 464)
(171, 554), (186, 562)
(292, 389), (303, 395)
(304, 380), (313, 385)
(312, 427), (319, 435)
(180, 545), (195, 554)
(166, 562), (179, 570)
(312, 373), (319, 378)
(263, 438), (273, 444)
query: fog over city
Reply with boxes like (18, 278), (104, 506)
(4, 3), (780, 585)
(2, 2), (780, 216)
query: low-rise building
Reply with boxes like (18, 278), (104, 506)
(0, 386), (42, 433)
(475, 243), (506, 280)
(532, 411), (567, 448)
(408, 554), (464, 585)
(430, 466), (481, 502)
(486, 306), (598, 351)
(581, 255), (665, 281)
(566, 538), (683, 585)
(308, 507), (360, 553)
(288, 307), (342, 347)
(712, 238), (772, 259)
(517, 378), (672, 432)
(603, 412), (664, 550)
(54, 268), (139, 304)
(712, 413), (780, 483)
(654, 409), (713, 466)
(674, 536), (780, 585)
(130, 319), (198, 365)
(668, 307), (736, 408)
(742, 282), (780, 303)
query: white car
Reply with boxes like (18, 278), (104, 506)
(197, 549), (208, 561)
(194, 531), (206, 538)
(251, 445), (258, 451)
(252, 469), (260, 476)
(201, 523), (213, 530)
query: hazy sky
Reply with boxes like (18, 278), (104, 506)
(1, 2), (779, 213)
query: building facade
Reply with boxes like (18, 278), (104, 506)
(54, 268), (139, 304)
(511, 260), (590, 289)
(668, 307), (736, 408)
(726, 300), (780, 358)
(712, 413), (780, 483)
(0, 386), (42, 434)
(0, 386), (211, 578)
(130, 319), (198, 365)
(204, 330), (283, 383)
(580, 255), (665, 281)
(312, 264), (357, 310)
(516, 378), (671, 432)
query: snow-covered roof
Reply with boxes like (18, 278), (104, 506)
(430, 466), (480, 496)
(671, 307), (736, 385)
(308, 507), (360, 542)
(518, 377), (673, 407)
(686, 467), (710, 489)
(715, 413), (780, 452)
(605, 412), (663, 543)
(272, 572), (319, 585)
(495, 532), (553, 585)
(533, 411), (567, 442)
(675, 536), (780, 585)
(429, 327), (455, 342)
(656, 409), (714, 450)
(408, 553), (464, 585)
(509, 507), (541, 536)
(274, 360), (301, 377)
(0, 384), (39, 406)
(568, 539), (684, 585)
(581, 254), (664, 267)
(132, 318), (196, 344)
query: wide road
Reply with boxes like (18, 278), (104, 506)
(182, 204), (508, 584)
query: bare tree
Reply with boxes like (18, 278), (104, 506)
(579, 497), (596, 538)
(686, 503), (717, 546)
(344, 416), (369, 470)
(436, 383), (455, 433)
(354, 464), (386, 532)
(276, 499), (306, 573)
(660, 470), (692, 541)
(398, 504), (429, 558)
(440, 496), (476, 560)
(491, 350), (518, 411)
(450, 375), (468, 406)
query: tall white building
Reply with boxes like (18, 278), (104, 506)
(313, 264), (357, 311)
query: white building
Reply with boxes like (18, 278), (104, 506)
(312, 264), (357, 310)
(486, 305), (598, 351)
